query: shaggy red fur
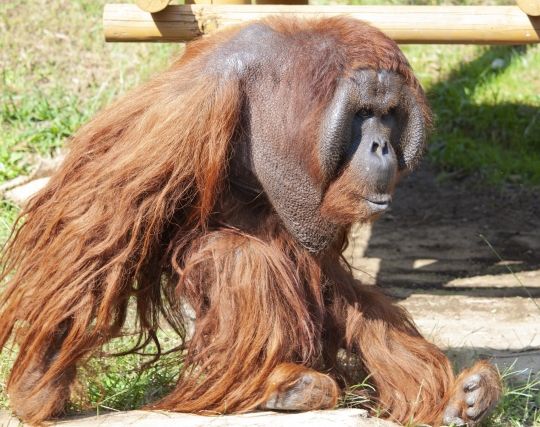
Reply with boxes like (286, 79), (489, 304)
(0, 16), (500, 426)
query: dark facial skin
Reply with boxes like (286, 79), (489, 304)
(320, 70), (403, 215)
(349, 107), (398, 210)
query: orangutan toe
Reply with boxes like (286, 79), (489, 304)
(443, 361), (501, 426)
(260, 364), (338, 411)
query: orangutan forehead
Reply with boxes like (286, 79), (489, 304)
(349, 69), (404, 112)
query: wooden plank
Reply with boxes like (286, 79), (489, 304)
(255, 0), (309, 4)
(103, 4), (540, 44)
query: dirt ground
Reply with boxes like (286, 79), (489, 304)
(346, 163), (540, 378)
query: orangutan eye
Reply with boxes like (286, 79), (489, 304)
(357, 108), (373, 118)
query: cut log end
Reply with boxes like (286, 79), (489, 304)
(516, 0), (540, 16)
(136, 0), (171, 13)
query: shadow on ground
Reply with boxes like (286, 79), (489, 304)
(347, 164), (540, 378)
(354, 164), (540, 297)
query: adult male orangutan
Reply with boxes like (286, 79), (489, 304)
(0, 16), (500, 426)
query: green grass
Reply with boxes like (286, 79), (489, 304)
(1, 0), (540, 423)
(0, 346), (10, 409)
(0, 333), (182, 415)
(406, 44), (540, 185)
(70, 334), (181, 415)
(485, 367), (540, 427)
(0, 1), (178, 180)
(338, 365), (540, 426)
(0, 0), (179, 236)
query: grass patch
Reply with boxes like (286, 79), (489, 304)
(405, 44), (540, 185)
(0, 201), (18, 244)
(485, 366), (540, 426)
(0, 347), (11, 410)
(338, 366), (540, 426)
(339, 375), (375, 409)
(0, 0), (179, 237)
(0, 0), (179, 182)
(0, 332), (182, 414)
(72, 334), (181, 415)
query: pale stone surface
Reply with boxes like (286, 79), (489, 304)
(30, 154), (65, 179)
(1, 153), (64, 206)
(4, 177), (50, 206)
(0, 409), (399, 427)
(0, 176), (28, 193)
(401, 293), (540, 380)
(346, 222), (540, 381)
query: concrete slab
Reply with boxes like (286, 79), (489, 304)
(0, 409), (398, 427)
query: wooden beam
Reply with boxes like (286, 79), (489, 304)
(516, 0), (540, 16)
(103, 4), (540, 44)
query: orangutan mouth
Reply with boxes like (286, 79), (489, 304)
(364, 194), (392, 211)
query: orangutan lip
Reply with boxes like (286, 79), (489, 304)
(363, 195), (392, 211)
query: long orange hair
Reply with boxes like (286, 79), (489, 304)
(0, 17), (468, 426)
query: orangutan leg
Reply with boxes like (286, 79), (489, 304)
(328, 278), (501, 426)
(260, 363), (339, 411)
(151, 230), (330, 414)
(8, 322), (76, 422)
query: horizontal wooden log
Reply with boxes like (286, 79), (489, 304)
(103, 4), (540, 44)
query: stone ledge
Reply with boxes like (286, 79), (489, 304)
(0, 409), (399, 427)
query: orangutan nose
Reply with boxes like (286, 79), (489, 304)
(370, 139), (390, 157)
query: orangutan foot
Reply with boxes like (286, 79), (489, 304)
(260, 363), (339, 411)
(442, 361), (501, 426)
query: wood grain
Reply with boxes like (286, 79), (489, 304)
(104, 4), (540, 44)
